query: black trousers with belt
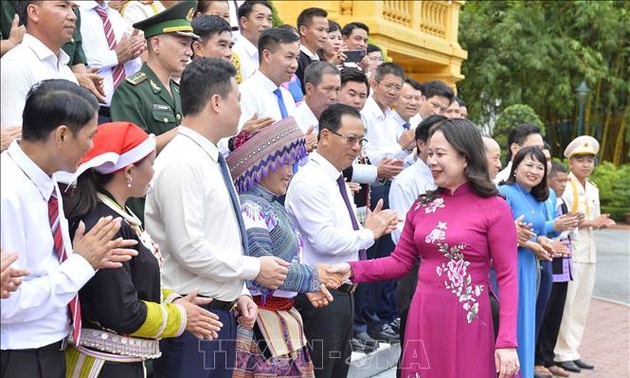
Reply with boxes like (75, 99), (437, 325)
(295, 288), (354, 378)
(1, 340), (66, 378)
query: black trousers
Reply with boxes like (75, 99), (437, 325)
(296, 289), (354, 378)
(1, 340), (65, 378)
(535, 281), (569, 367)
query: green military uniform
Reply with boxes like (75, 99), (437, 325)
(110, 63), (183, 136)
(109, 0), (198, 221)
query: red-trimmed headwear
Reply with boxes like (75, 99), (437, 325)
(76, 122), (156, 177)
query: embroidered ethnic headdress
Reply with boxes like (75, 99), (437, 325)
(226, 117), (307, 193)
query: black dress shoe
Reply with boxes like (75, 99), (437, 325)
(573, 359), (595, 369)
(351, 332), (379, 353)
(555, 360), (581, 373)
(368, 324), (400, 343)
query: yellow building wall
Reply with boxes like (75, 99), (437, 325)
(272, 0), (468, 89)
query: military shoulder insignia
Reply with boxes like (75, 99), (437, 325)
(126, 72), (147, 86)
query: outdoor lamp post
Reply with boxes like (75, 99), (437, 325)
(575, 81), (590, 136)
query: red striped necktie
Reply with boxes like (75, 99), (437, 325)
(48, 192), (82, 344)
(95, 6), (126, 89)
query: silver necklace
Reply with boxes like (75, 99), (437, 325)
(516, 184), (536, 215)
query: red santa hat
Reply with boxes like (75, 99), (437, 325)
(76, 122), (156, 177)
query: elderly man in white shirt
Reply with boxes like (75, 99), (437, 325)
(0, 1), (79, 129)
(146, 58), (290, 378)
(286, 103), (398, 378)
(77, 1), (144, 108)
(231, 0), (272, 80)
(0, 79), (137, 378)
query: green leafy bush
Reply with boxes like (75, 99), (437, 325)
(590, 162), (630, 222)
(493, 104), (545, 151)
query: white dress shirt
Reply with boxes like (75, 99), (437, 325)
(409, 113), (422, 129)
(232, 37), (259, 81)
(388, 158), (437, 244)
(238, 70), (296, 127)
(0, 34), (78, 128)
(78, 1), (142, 105)
(362, 99), (411, 164)
(293, 101), (319, 134)
(285, 152), (375, 265)
(218, 70), (297, 155)
(0, 142), (95, 349)
(494, 161), (512, 184)
(563, 172), (599, 263)
(120, 0), (165, 26)
(145, 127), (260, 301)
(299, 45), (320, 61)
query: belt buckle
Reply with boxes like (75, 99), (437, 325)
(229, 298), (240, 313)
(59, 337), (68, 351)
(348, 283), (358, 295)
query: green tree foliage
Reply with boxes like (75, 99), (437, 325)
(458, 1), (629, 164)
(590, 162), (630, 221)
(494, 104), (545, 149)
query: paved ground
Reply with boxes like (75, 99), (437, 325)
(371, 227), (630, 378)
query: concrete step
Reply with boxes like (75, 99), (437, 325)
(348, 342), (401, 378)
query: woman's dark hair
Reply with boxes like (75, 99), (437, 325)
(328, 20), (341, 33)
(63, 171), (115, 221)
(63, 152), (153, 221)
(428, 118), (498, 198)
(505, 145), (549, 201)
(22, 79), (98, 142)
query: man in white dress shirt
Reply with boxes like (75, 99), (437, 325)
(286, 104), (398, 378)
(1, 1), (79, 128)
(232, 0), (272, 80)
(358, 63), (409, 343)
(408, 79), (454, 127)
(77, 1), (144, 110)
(238, 27), (299, 127)
(146, 58), (290, 378)
(0, 79), (137, 378)
(224, 27), (300, 154)
(494, 124), (544, 184)
(293, 61), (340, 151)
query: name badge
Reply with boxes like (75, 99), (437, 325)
(153, 104), (170, 111)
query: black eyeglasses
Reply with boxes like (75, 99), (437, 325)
(329, 130), (368, 147)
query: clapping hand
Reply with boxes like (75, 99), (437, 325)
(515, 215), (536, 245)
(305, 284), (333, 308)
(364, 199), (399, 239)
(304, 125), (318, 152)
(548, 239), (571, 257)
(242, 113), (274, 134)
(72, 217), (139, 269)
(0, 250), (29, 299)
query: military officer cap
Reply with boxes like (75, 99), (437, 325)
(133, 1), (201, 41)
(564, 135), (599, 158)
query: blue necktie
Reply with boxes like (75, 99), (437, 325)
(217, 153), (249, 254)
(273, 87), (289, 119)
(403, 122), (410, 130)
(336, 175), (367, 261)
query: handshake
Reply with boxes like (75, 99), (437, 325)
(305, 263), (355, 308)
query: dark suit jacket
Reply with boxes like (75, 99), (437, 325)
(296, 51), (315, 93)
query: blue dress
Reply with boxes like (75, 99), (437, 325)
(499, 183), (546, 378)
